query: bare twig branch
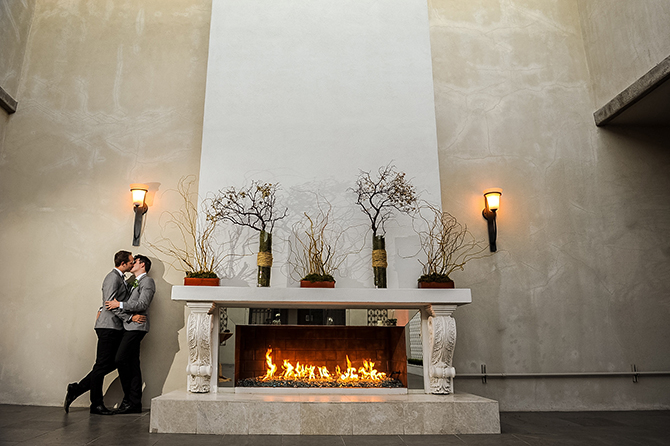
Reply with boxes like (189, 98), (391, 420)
(208, 181), (288, 233)
(287, 196), (362, 282)
(415, 203), (489, 279)
(352, 164), (418, 237)
(146, 175), (234, 277)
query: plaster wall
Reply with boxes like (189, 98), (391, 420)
(0, 0), (35, 159)
(577, 0), (670, 108)
(428, 0), (670, 410)
(0, 0), (35, 97)
(198, 0), (441, 289)
(1, 0), (669, 413)
(0, 0), (212, 408)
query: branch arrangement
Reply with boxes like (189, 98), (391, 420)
(288, 198), (358, 283)
(352, 164), (418, 288)
(147, 176), (225, 278)
(208, 181), (288, 286)
(416, 203), (489, 282)
(208, 181), (288, 233)
(149, 170), (487, 288)
(353, 164), (418, 237)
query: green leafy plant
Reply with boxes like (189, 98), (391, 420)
(301, 273), (335, 283)
(185, 271), (219, 279)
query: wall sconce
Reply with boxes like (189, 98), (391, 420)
(482, 188), (502, 252)
(130, 184), (148, 246)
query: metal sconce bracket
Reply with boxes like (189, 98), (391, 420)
(132, 203), (148, 246)
(482, 207), (498, 252)
(130, 184), (149, 246)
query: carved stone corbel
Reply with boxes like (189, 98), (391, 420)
(186, 302), (214, 393)
(423, 305), (457, 394)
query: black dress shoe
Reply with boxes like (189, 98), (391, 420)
(64, 383), (79, 414)
(113, 402), (142, 414)
(90, 404), (114, 415)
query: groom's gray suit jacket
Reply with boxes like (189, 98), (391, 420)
(115, 275), (155, 332)
(94, 270), (130, 330)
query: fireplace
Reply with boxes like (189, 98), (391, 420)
(234, 325), (408, 389)
(151, 287), (503, 436)
(170, 286), (472, 394)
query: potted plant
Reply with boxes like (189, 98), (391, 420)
(416, 204), (488, 288)
(288, 199), (354, 288)
(353, 164), (418, 288)
(208, 181), (288, 287)
(148, 176), (226, 285)
(184, 271), (219, 286)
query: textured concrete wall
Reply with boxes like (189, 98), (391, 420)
(0, 0), (35, 157)
(1, 0), (669, 412)
(0, 0), (212, 407)
(577, 0), (670, 108)
(0, 0), (35, 97)
(428, 0), (670, 410)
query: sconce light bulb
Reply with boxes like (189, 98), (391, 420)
(483, 188), (502, 211)
(130, 184), (148, 207)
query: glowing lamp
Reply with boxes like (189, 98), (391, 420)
(130, 184), (149, 246)
(482, 188), (502, 252)
(131, 185), (148, 207)
(484, 189), (501, 211)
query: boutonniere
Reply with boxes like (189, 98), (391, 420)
(132, 279), (139, 289)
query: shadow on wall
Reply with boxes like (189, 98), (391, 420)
(139, 258), (183, 407)
(101, 257), (184, 408)
(599, 125), (670, 153)
(595, 125), (670, 230)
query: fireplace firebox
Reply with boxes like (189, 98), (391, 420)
(235, 325), (407, 389)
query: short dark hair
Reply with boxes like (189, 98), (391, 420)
(114, 250), (133, 267)
(135, 254), (152, 273)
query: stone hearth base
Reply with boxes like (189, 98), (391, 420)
(150, 389), (500, 435)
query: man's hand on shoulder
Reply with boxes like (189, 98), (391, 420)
(105, 299), (120, 310)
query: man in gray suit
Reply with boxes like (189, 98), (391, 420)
(64, 250), (145, 415)
(105, 254), (155, 414)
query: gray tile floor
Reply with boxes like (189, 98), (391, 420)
(0, 404), (668, 445)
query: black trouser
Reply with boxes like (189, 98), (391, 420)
(115, 330), (146, 407)
(77, 328), (123, 407)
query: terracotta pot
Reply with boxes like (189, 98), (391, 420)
(418, 280), (454, 289)
(300, 280), (335, 288)
(184, 277), (220, 286)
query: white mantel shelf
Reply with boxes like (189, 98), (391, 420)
(171, 286), (472, 309)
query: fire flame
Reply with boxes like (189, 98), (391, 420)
(261, 348), (387, 383)
(264, 348), (277, 380)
